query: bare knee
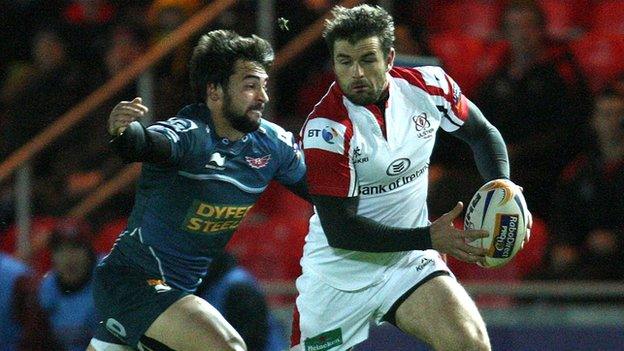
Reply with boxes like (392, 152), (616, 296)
(146, 295), (247, 351)
(224, 335), (246, 351)
(185, 308), (247, 351)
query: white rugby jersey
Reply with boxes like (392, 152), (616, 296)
(300, 66), (469, 290)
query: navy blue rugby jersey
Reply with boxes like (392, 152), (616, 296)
(103, 103), (305, 292)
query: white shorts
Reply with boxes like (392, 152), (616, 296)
(291, 250), (452, 351)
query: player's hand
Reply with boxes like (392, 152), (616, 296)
(522, 209), (532, 250)
(108, 97), (149, 136)
(509, 180), (532, 250)
(430, 202), (488, 264)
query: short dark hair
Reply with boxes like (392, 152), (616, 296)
(323, 5), (395, 57)
(503, 0), (547, 30)
(596, 87), (624, 101)
(189, 30), (274, 102)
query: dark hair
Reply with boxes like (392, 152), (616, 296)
(189, 30), (274, 103)
(597, 87), (622, 99)
(48, 219), (93, 252)
(323, 5), (395, 57)
(503, 0), (547, 30)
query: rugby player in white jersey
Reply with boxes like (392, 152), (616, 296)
(292, 5), (531, 351)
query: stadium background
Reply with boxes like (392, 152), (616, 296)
(0, 0), (623, 350)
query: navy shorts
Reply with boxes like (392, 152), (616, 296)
(92, 262), (188, 348)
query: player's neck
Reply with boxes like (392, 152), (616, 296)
(373, 84), (390, 109)
(211, 112), (245, 141)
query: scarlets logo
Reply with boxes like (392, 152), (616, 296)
(245, 155), (271, 169)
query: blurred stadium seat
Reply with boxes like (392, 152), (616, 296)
(448, 216), (548, 281)
(427, 0), (504, 40)
(227, 182), (311, 304)
(538, 0), (589, 39)
(570, 32), (624, 91)
(93, 217), (127, 255)
(591, 0), (624, 35)
(0, 216), (58, 276)
(428, 32), (507, 96)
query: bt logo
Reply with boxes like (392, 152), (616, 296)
(307, 126), (339, 144)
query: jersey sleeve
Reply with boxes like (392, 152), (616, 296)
(300, 117), (358, 197)
(418, 66), (469, 132)
(272, 126), (306, 185)
(147, 117), (201, 166)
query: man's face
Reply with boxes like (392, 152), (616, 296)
(222, 60), (269, 133)
(332, 36), (394, 105)
(52, 244), (91, 287)
(592, 96), (624, 144)
(504, 8), (543, 54)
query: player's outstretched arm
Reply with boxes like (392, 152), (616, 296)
(313, 195), (487, 262)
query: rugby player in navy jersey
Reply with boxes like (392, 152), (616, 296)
(87, 30), (307, 351)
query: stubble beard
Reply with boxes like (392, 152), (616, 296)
(341, 80), (382, 106)
(223, 92), (261, 134)
(346, 91), (379, 106)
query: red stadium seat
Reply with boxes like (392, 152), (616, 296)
(295, 69), (335, 118)
(428, 33), (507, 96)
(93, 217), (128, 255)
(447, 216), (548, 306)
(538, 0), (590, 39)
(427, 0), (504, 39)
(228, 211), (309, 305)
(227, 182), (312, 303)
(447, 215), (548, 280)
(462, 0), (505, 40)
(426, 1), (465, 35)
(513, 216), (549, 278)
(0, 216), (58, 276)
(570, 32), (624, 92)
(591, 0), (624, 35)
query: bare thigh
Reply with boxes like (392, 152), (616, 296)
(394, 275), (490, 351)
(144, 294), (246, 351)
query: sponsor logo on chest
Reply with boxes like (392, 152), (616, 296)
(183, 201), (254, 234)
(412, 112), (435, 139)
(386, 158), (411, 176)
(359, 163), (429, 195)
(351, 146), (369, 164)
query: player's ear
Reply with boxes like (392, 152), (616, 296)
(207, 83), (223, 102)
(385, 47), (395, 72)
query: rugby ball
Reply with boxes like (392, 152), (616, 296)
(464, 179), (529, 268)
